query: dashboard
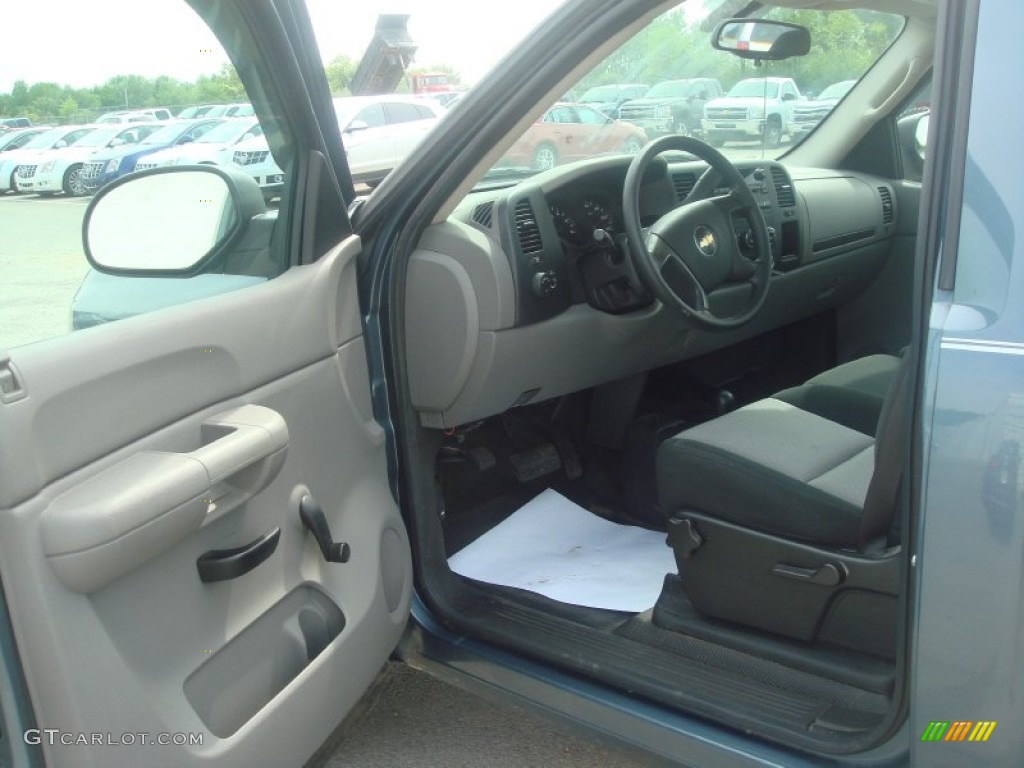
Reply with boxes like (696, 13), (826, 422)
(405, 154), (900, 429)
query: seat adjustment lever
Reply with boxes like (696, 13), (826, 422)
(299, 494), (350, 564)
(771, 562), (844, 586)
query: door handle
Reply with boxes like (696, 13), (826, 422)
(41, 405), (289, 593)
(197, 527), (281, 582)
(192, 405), (289, 486)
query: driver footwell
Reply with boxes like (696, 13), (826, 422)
(435, 394), (895, 749)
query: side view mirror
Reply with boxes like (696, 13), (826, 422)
(915, 113), (929, 160)
(179, 136), (195, 145)
(54, 140), (68, 149)
(109, 138), (125, 147)
(345, 120), (370, 133)
(712, 19), (811, 61)
(83, 165), (266, 275)
(782, 93), (797, 102)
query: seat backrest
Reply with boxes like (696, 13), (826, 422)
(858, 352), (911, 551)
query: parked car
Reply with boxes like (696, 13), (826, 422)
(425, 91), (464, 109)
(134, 117), (262, 171)
(78, 118), (225, 193)
(15, 123), (162, 196)
(503, 102), (648, 169)
(617, 78), (723, 137)
(787, 79), (857, 140)
(702, 76), (803, 147)
(0, 126), (49, 153)
(200, 103), (254, 118)
(0, 124), (97, 194)
(577, 83), (650, 118)
(230, 134), (286, 201)
(333, 95), (444, 184)
(95, 108), (173, 123)
(176, 104), (225, 119)
(0, 116), (32, 131)
(10, 2), (1024, 768)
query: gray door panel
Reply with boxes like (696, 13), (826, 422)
(0, 238), (412, 768)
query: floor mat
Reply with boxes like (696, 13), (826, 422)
(447, 489), (677, 613)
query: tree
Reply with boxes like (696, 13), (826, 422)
(573, 8), (901, 97)
(325, 54), (357, 95)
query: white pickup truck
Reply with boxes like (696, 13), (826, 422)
(701, 76), (802, 148)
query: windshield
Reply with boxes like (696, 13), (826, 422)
(728, 80), (779, 99)
(24, 128), (70, 149)
(645, 81), (691, 99)
(71, 127), (123, 147)
(195, 119), (258, 144)
(141, 122), (190, 145)
(483, 2), (902, 184)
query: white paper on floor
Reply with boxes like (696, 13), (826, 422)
(447, 488), (677, 613)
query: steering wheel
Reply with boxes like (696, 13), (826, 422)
(623, 135), (772, 330)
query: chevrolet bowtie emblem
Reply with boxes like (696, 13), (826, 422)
(694, 226), (717, 257)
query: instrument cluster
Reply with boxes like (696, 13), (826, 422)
(547, 190), (621, 246)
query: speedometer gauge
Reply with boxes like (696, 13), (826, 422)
(549, 203), (580, 241)
(582, 198), (615, 234)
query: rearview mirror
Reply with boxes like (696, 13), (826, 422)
(84, 165), (265, 275)
(712, 19), (811, 61)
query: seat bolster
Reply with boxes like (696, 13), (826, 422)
(775, 354), (901, 435)
(808, 445), (875, 509)
(775, 385), (886, 437)
(657, 399), (874, 545)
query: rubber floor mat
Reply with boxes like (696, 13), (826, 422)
(448, 489), (676, 613)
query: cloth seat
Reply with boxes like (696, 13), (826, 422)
(658, 354), (907, 548)
(773, 353), (901, 436)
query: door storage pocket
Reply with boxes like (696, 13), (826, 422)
(184, 584), (344, 737)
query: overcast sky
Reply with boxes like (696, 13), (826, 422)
(0, 0), (563, 94)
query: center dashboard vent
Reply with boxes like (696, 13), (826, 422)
(770, 166), (796, 207)
(671, 172), (696, 201)
(472, 200), (494, 228)
(878, 186), (894, 224)
(513, 198), (543, 254)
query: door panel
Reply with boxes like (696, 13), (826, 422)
(0, 238), (412, 768)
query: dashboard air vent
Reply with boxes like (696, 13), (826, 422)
(472, 201), (494, 228)
(878, 187), (894, 224)
(770, 167), (796, 207)
(514, 199), (543, 254)
(671, 172), (696, 201)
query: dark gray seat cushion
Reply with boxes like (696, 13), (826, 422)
(658, 398), (875, 545)
(774, 354), (901, 436)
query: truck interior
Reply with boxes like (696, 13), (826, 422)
(380, 0), (936, 755)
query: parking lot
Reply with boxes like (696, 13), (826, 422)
(0, 194), (91, 350)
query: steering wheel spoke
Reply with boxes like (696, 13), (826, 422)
(710, 184), (748, 214)
(623, 135), (772, 330)
(648, 235), (709, 312)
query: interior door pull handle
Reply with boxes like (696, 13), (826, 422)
(197, 527), (281, 583)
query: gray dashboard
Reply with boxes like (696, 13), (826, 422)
(406, 155), (899, 429)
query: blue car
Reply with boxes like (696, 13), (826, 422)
(78, 117), (224, 193)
